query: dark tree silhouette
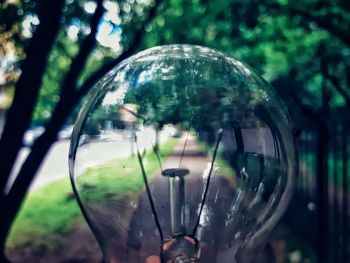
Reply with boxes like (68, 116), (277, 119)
(0, 0), (163, 261)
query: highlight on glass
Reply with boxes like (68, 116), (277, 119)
(69, 45), (297, 263)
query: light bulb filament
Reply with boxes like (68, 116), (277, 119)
(179, 122), (192, 168)
(134, 134), (164, 242)
(152, 142), (164, 172)
(192, 128), (223, 237)
(120, 105), (146, 122)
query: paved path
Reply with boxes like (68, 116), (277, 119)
(97, 136), (244, 263)
(7, 128), (170, 192)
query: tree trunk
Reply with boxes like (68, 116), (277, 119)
(342, 124), (348, 263)
(0, 250), (10, 263)
(155, 124), (160, 152)
(316, 120), (329, 263)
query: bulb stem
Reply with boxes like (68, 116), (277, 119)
(162, 168), (189, 236)
(169, 176), (186, 235)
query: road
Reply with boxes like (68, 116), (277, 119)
(8, 128), (171, 191)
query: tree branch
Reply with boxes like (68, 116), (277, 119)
(346, 65), (350, 89)
(1, 0), (105, 245)
(76, 0), (164, 98)
(289, 90), (320, 122)
(292, 8), (350, 47)
(272, 76), (320, 122)
(0, 0), (65, 193)
(320, 53), (350, 108)
(61, 0), (105, 98)
(0, 0), (164, 254)
(0, 0), (65, 254)
(2, 100), (72, 243)
(270, 3), (350, 48)
(328, 74), (350, 107)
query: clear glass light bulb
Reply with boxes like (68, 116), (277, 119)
(69, 45), (297, 263)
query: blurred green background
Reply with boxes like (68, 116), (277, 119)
(0, 0), (349, 262)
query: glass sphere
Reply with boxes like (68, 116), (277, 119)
(69, 45), (297, 263)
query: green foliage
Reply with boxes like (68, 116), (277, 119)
(141, 0), (350, 115)
(3, 0), (349, 124)
(32, 34), (79, 123)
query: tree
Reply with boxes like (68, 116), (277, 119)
(0, 0), (164, 261)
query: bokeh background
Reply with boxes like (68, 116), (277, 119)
(0, 0), (349, 262)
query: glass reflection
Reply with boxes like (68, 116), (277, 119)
(69, 45), (296, 263)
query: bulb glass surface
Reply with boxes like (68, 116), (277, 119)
(69, 45), (297, 263)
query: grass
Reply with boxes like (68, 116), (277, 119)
(7, 138), (179, 251)
(78, 138), (179, 202)
(7, 178), (82, 250)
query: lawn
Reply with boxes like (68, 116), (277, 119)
(7, 138), (179, 251)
